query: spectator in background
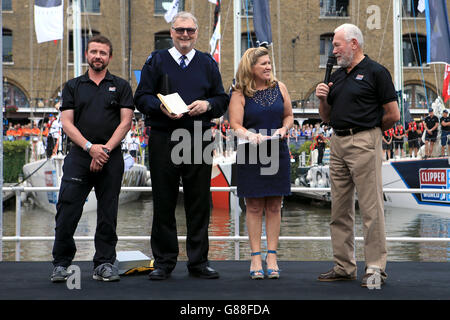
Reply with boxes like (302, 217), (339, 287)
(392, 123), (405, 158)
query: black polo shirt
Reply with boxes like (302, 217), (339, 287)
(424, 115), (439, 134)
(441, 115), (450, 132)
(61, 70), (134, 144)
(327, 55), (398, 130)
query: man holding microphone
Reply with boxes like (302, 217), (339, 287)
(315, 24), (400, 287)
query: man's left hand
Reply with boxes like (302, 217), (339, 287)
(187, 100), (209, 117)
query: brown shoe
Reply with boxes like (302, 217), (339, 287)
(318, 268), (356, 282)
(361, 268), (387, 288)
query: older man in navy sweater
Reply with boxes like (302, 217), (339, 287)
(134, 11), (229, 280)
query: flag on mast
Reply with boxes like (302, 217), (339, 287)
(34, 0), (64, 44)
(425, 0), (450, 64)
(209, 0), (221, 64)
(164, 0), (180, 23)
(443, 64), (450, 103)
(253, 0), (272, 47)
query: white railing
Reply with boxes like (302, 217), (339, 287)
(2, 186), (450, 261)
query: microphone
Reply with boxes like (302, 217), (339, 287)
(324, 55), (337, 84)
(161, 74), (170, 95)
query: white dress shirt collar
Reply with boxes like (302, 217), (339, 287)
(169, 47), (196, 66)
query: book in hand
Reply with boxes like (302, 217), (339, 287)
(157, 92), (189, 115)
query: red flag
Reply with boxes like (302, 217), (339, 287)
(444, 64), (450, 103)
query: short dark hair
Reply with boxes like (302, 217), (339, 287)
(86, 35), (113, 56)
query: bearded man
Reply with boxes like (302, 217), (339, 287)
(315, 24), (400, 288)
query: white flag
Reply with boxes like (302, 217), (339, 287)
(210, 16), (220, 55)
(164, 0), (180, 23)
(417, 0), (425, 13)
(34, 0), (64, 43)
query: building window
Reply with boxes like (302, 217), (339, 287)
(154, 0), (185, 15)
(69, 30), (100, 63)
(402, 0), (425, 18)
(241, 0), (254, 16)
(319, 33), (334, 66)
(3, 29), (13, 63)
(70, 0), (100, 13)
(320, 0), (349, 17)
(403, 33), (427, 67)
(2, 0), (12, 11)
(3, 80), (29, 109)
(155, 31), (173, 50)
(404, 83), (437, 109)
(241, 32), (257, 56)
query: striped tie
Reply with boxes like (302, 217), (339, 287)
(180, 55), (187, 69)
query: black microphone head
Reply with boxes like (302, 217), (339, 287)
(327, 55), (337, 66)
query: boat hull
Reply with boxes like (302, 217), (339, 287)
(23, 155), (148, 214)
(382, 157), (450, 215)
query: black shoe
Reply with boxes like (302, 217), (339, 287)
(93, 263), (120, 282)
(51, 266), (70, 283)
(149, 268), (171, 280)
(188, 266), (219, 279)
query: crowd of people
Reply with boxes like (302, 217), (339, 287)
(382, 108), (450, 160)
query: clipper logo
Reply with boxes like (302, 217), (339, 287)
(419, 169), (450, 203)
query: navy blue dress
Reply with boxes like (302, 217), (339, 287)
(236, 83), (291, 198)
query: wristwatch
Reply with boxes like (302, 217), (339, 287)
(206, 101), (212, 112)
(85, 141), (93, 153)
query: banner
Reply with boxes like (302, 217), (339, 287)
(253, 0), (272, 47)
(34, 0), (64, 43)
(164, 0), (180, 23)
(209, 1), (221, 63)
(425, 0), (450, 64)
(443, 64), (450, 103)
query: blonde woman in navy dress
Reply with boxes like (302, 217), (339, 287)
(229, 47), (293, 279)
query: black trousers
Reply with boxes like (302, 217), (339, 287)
(148, 129), (213, 272)
(52, 146), (124, 268)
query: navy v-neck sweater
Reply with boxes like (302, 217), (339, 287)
(134, 49), (229, 131)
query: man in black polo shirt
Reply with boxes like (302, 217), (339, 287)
(315, 23), (399, 287)
(424, 108), (439, 158)
(440, 109), (450, 156)
(50, 35), (134, 283)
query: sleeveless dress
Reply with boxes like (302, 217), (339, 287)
(236, 83), (291, 198)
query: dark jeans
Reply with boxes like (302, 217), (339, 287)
(52, 146), (124, 268)
(148, 129), (213, 272)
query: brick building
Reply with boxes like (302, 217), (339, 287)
(2, 0), (449, 123)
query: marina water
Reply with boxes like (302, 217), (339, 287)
(1, 194), (449, 262)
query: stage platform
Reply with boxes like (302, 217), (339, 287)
(1, 260), (449, 301)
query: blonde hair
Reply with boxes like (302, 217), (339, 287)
(233, 47), (277, 97)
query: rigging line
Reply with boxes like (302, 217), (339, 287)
(410, 0), (429, 106)
(433, 65), (440, 97)
(47, 42), (61, 106)
(220, 0), (232, 42)
(377, 0), (392, 64)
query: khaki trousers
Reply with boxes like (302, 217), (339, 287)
(329, 127), (387, 276)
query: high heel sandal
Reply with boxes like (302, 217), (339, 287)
(249, 252), (264, 280)
(265, 250), (280, 279)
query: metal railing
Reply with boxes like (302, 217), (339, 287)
(2, 186), (450, 261)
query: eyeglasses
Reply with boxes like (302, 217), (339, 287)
(172, 27), (197, 35)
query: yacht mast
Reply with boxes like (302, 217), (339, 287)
(393, 0), (404, 123)
(72, 0), (82, 77)
(233, 0), (241, 76)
